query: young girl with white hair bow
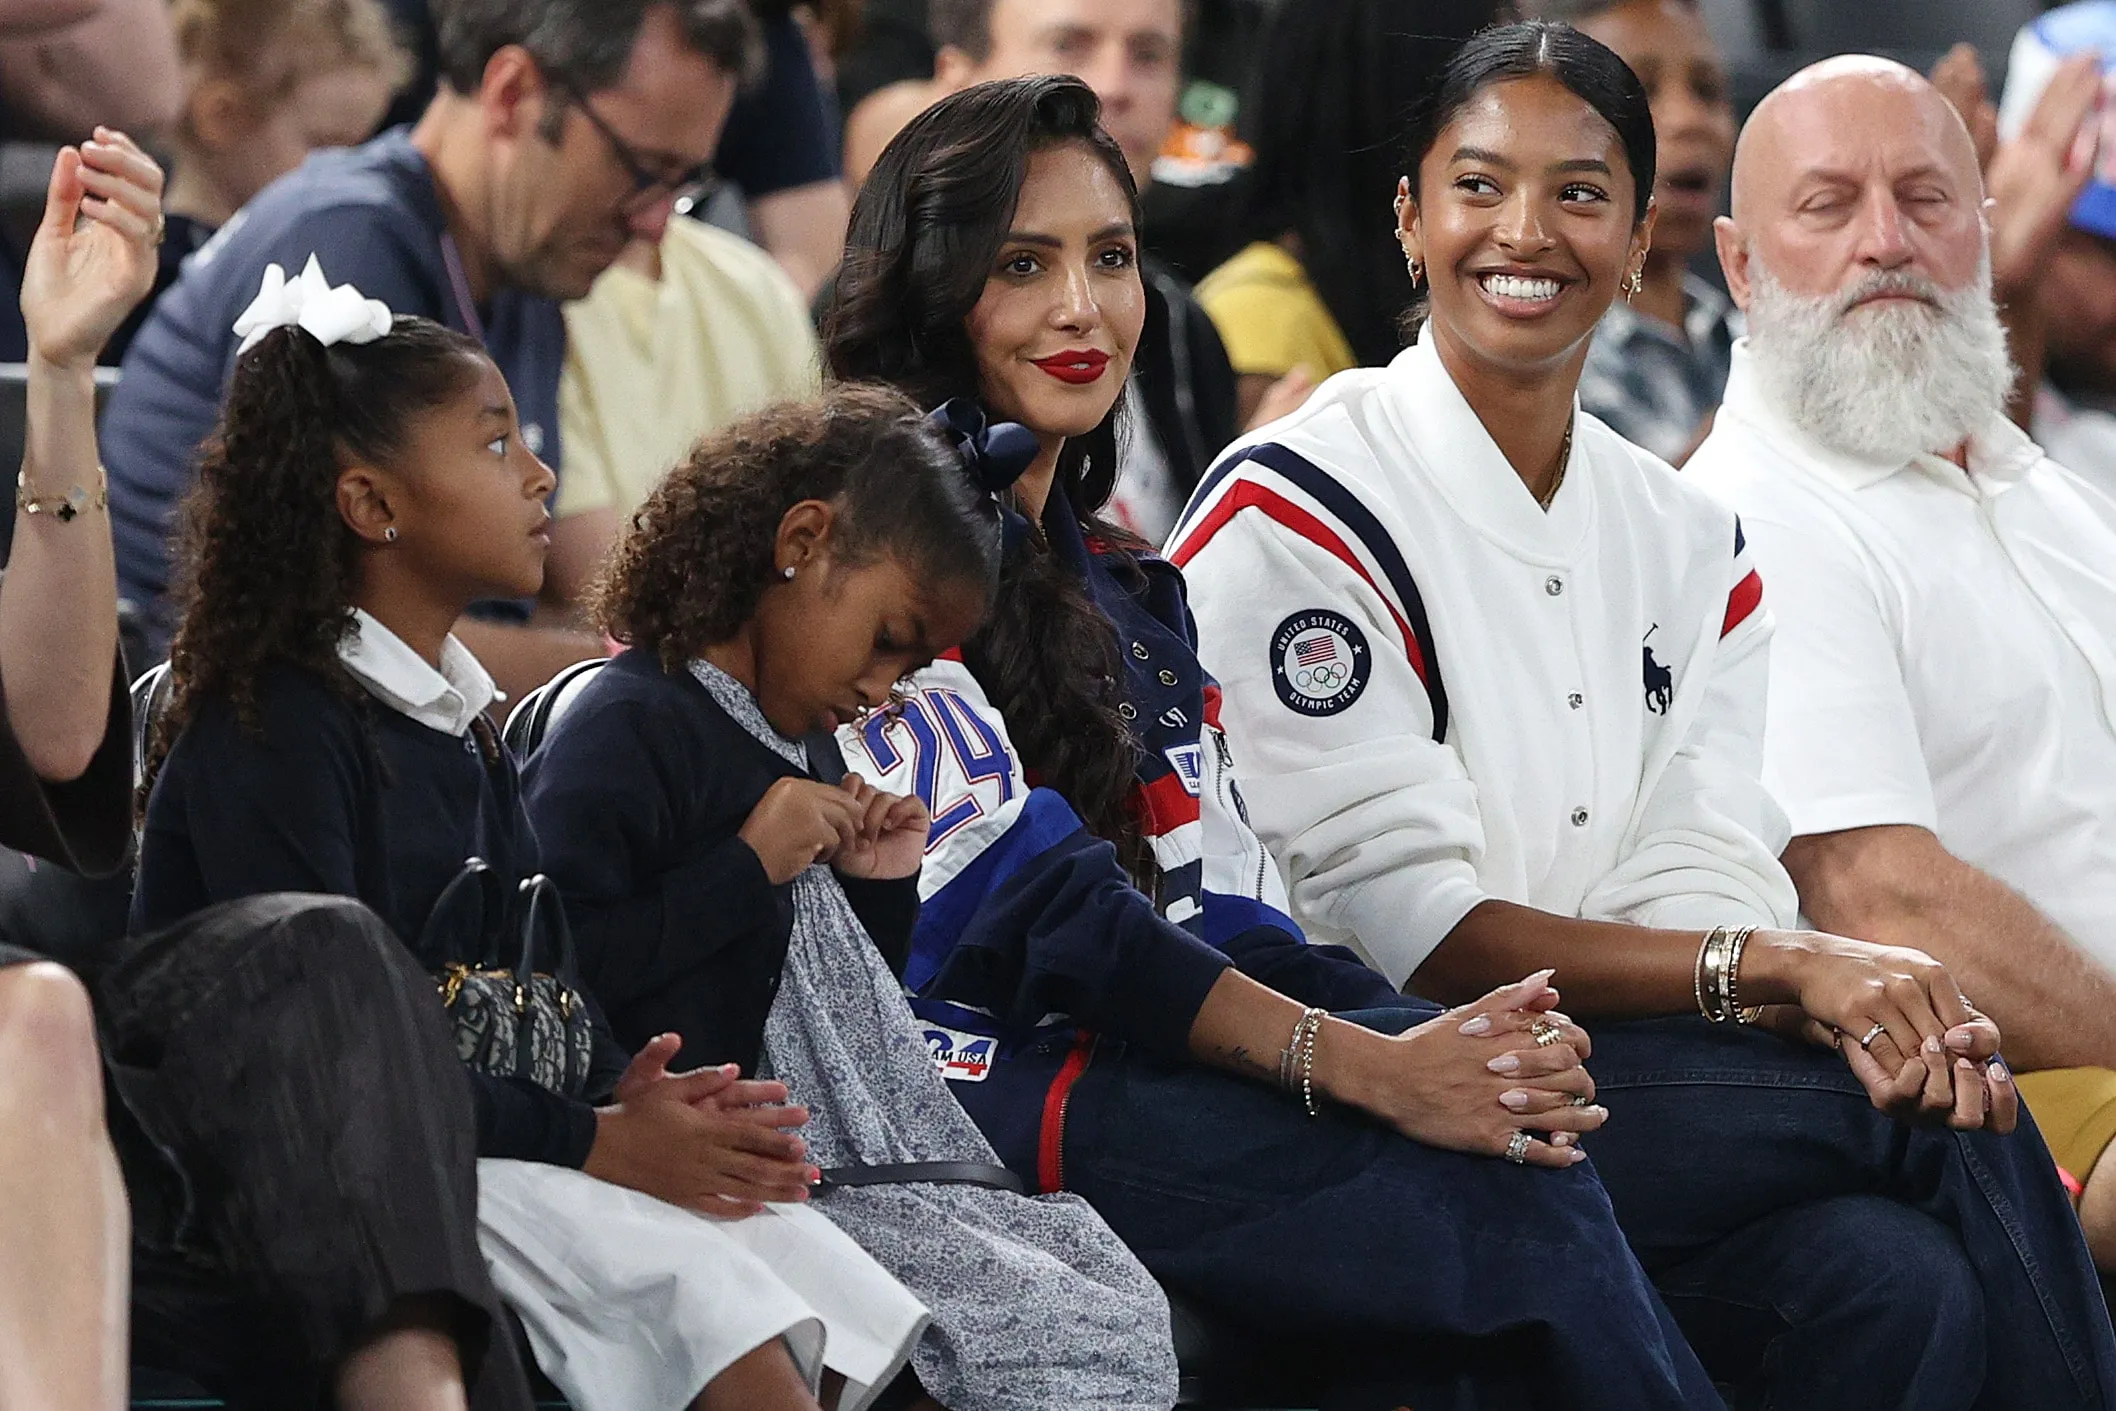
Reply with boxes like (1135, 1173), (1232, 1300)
(112, 256), (929, 1411)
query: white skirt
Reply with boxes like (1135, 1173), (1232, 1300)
(476, 1159), (930, 1411)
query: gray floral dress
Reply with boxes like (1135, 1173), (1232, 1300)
(692, 662), (1179, 1411)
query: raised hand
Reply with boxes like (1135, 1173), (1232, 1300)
(1984, 52), (2102, 302)
(831, 772), (930, 880)
(20, 129), (163, 371)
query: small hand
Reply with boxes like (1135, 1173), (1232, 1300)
(589, 1038), (816, 1216)
(20, 129), (164, 372)
(832, 772), (930, 880)
(738, 776), (866, 884)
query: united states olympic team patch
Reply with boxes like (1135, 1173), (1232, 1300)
(1270, 609), (1370, 716)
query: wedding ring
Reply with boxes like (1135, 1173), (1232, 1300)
(1503, 1130), (1533, 1164)
(1569, 1094), (1592, 1107)
(1857, 1023), (1888, 1051)
(1530, 1018), (1564, 1047)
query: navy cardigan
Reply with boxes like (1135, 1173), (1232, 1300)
(521, 650), (919, 1071)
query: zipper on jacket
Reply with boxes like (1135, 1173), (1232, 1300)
(1210, 726), (1270, 900)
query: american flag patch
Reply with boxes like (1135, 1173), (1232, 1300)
(1293, 635), (1338, 667)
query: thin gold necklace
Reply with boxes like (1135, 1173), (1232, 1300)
(1536, 416), (1574, 511)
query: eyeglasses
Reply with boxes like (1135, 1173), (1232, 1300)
(549, 73), (716, 215)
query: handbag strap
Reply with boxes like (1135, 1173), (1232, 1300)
(813, 1160), (1024, 1194)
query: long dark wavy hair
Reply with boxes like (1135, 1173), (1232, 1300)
(142, 317), (488, 805)
(823, 74), (1153, 886)
(592, 385), (1003, 669)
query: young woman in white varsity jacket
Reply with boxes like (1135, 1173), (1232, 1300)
(1173, 22), (2116, 1410)
(805, 74), (1731, 1410)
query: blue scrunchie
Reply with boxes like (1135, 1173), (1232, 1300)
(926, 397), (1041, 550)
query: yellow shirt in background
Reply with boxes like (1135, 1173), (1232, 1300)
(1194, 240), (1357, 382)
(558, 219), (821, 520)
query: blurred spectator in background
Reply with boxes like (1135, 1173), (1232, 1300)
(0, 0), (180, 361)
(0, 0), (180, 143)
(713, 0), (851, 300)
(1994, 2), (2116, 495)
(839, 0), (1248, 541)
(99, 0), (762, 702)
(102, 0), (408, 364)
(1521, 0), (1739, 466)
(375, 0), (848, 300)
(547, 215), (820, 603)
(1194, 0), (1494, 426)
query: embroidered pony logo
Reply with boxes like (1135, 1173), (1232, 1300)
(1642, 625), (1673, 715)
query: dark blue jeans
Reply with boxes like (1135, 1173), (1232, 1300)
(1585, 1015), (2116, 1411)
(1058, 1005), (1724, 1411)
(1058, 1003), (2116, 1411)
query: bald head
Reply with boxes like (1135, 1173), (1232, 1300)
(1717, 55), (1988, 311)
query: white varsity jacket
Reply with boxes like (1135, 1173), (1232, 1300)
(1168, 334), (1797, 987)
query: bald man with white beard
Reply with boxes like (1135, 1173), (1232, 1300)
(1687, 56), (2116, 1267)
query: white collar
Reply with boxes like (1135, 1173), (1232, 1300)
(337, 608), (497, 737)
(1376, 332), (1593, 561)
(1719, 339), (2045, 498)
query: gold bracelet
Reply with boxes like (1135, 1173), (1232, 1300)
(16, 465), (107, 523)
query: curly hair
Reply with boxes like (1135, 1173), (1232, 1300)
(823, 74), (1154, 886)
(142, 318), (488, 806)
(592, 385), (1002, 670)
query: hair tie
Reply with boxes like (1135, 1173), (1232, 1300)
(926, 398), (1040, 550)
(233, 254), (395, 355)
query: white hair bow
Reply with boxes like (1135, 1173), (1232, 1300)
(233, 255), (395, 355)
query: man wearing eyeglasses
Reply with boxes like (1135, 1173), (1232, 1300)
(100, 0), (762, 703)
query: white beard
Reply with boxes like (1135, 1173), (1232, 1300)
(1742, 256), (2015, 465)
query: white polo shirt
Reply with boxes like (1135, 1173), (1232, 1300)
(1688, 343), (2116, 973)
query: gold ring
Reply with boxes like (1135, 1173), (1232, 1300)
(1531, 1019), (1564, 1047)
(1857, 1023), (1888, 1050)
(1568, 1094), (1592, 1107)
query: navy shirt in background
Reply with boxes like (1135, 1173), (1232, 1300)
(99, 129), (567, 639)
(713, 11), (841, 198)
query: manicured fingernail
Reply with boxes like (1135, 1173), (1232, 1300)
(1459, 1015), (1493, 1035)
(1551, 1130), (1575, 1147)
(1992, 1060), (2011, 1083)
(1527, 968), (1557, 987)
(1488, 1053), (1521, 1073)
(1946, 1028), (1977, 1052)
(1500, 1088), (1532, 1110)
(1924, 1035), (1943, 1055)
(1567, 1148), (1587, 1164)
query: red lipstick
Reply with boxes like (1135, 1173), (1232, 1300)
(1031, 349), (1111, 385)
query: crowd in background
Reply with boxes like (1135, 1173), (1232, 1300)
(7, 0), (2116, 1408)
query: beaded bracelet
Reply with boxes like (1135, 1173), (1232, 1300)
(1279, 1007), (1327, 1117)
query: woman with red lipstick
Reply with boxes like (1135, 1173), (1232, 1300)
(1516, 0), (1740, 464)
(1177, 22), (2116, 1409)
(815, 73), (1728, 1409)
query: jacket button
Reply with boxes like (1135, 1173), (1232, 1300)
(1570, 807), (1590, 827)
(1131, 642), (1150, 659)
(1118, 702), (1137, 720)
(1158, 669), (1178, 686)
(1567, 692), (1584, 709)
(1545, 576), (1565, 597)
